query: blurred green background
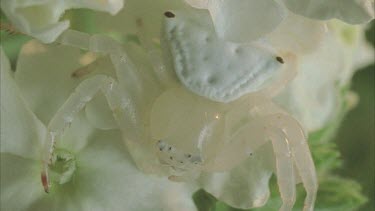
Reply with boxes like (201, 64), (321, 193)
(0, 11), (374, 211)
(335, 20), (374, 211)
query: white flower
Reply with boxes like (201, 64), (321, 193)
(0, 45), (198, 211)
(275, 20), (374, 131)
(0, 0), (124, 43)
(185, 0), (374, 42)
(1, 0), (373, 210)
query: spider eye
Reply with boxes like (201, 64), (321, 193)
(164, 11), (175, 18)
(276, 56), (284, 64)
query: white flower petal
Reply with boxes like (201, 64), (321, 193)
(352, 36), (375, 70)
(329, 20), (375, 71)
(207, 0), (287, 42)
(1, 48), (46, 159)
(266, 12), (326, 54)
(14, 40), (85, 124)
(162, 184), (199, 211)
(282, 0), (375, 24)
(68, 0), (124, 15)
(95, 0), (187, 44)
(15, 41), (109, 153)
(199, 144), (274, 209)
(0, 154), (45, 211)
(0, 0), (124, 43)
(276, 23), (366, 131)
(184, 0), (209, 9)
(28, 129), (197, 211)
(85, 93), (118, 130)
(1, 0), (69, 43)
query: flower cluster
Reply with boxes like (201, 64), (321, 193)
(1, 0), (374, 211)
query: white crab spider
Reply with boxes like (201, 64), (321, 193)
(41, 8), (317, 211)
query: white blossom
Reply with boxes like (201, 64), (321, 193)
(185, 0), (374, 42)
(0, 0), (124, 43)
(0, 0), (374, 210)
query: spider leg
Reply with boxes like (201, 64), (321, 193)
(135, 20), (176, 87)
(56, 29), (165, 173)
(255, 114), (317, 211)
(268, 128), (296, 211)
(224, 109), (316, 210)
(41, 75), (139, 192)
(244, 98), (317, 211)
(257, 112), (317, 211)
(57, 30), (146, 96)
(223, 119), (297, 211)
(269, 114), (318, 211)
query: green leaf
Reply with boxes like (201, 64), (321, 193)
(193, 189), (218, 211)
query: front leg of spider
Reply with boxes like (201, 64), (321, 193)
(41, 33), (143, 193)
(41, 75), (124, 192)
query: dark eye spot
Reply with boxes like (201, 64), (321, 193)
(276, 56), (284, 64)
(170, 156), (173, 160)
(164, 11), (175, 18)
(168, 147), (172, 151)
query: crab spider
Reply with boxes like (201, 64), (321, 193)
(41, 8), (317, 211)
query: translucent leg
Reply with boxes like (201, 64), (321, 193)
(269, 129), (296, 211)
(264, 114), (318, 211)
(226, 110), (317, 211)
(210, 115), (296, 210)
(41, 75), (139, 192)
(57, 29), (146, 99)
(135, 20), (176, 86)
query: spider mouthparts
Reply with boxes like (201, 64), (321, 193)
(41, 172), (50, 193)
